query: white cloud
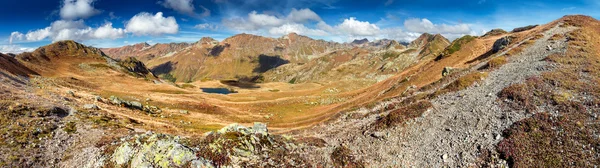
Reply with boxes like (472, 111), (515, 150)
(159, 0), (195, 15)
(380, 28), (422, 43)
(404, 18), (471, 34)
(223, 8), (321, 32)
(9, 20), (125, 42)
(194, 23), (218, 30)
(287, 8), (322, 23)
(92, 23), (126, 39)
(0, 45), (35, 54)
(269, 23), (328, 36)
(247, 11), (285, 28)
(335, 17), (380, 36)
(159, 0), (210, 17)
(126, 12), (179, 36)
(9, 32), (24, 44)
(60, 0), (101, 20)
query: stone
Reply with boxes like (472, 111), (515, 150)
(83, 104), (100, 110)
(442, 154), (449, 162)
(253, 122), (268, 135)
(94, 96), (103, 102)
(371, 131), (386, 139)
(442, 67), (454, 77)
(130, 101), (143, 110)
(179, 110), (189, 114)
(67, 90), (75, 97)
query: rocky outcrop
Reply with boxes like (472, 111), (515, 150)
(108, 96), (161, 113)
(117, 57), (155, 78)
(492, 36), (514, 53)
(511, 25), (538, 33)
(482, 29), (508, 37)
(108, 122), (308, 167)
(111, 133), (212, 168)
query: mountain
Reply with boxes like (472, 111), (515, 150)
(101, 42), (191, 62)
(351, 38), (369, 45)
(409, 33), (451, 59)
(132, 33), (347, 82)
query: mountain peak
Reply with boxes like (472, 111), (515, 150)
(351, 38), (369, 45)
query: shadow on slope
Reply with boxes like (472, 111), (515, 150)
(253, 55), (289, 73)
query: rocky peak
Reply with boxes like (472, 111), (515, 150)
(351, 38), (369, 45)
(385, 40), (406, 50)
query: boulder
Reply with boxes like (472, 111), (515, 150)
(492, 36), (513, 53)
(83, 104), (100, 110)
(442, 67), (455, 77)
(67, 90), (75, 97)
(130, 101), (143, 110)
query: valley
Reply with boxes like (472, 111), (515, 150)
(1, 14), (599, 167)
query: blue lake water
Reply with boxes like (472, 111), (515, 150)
(200, 88), (234, 94)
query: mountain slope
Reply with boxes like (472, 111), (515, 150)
(0, 53), (37, 76)
(409, 33), (451, 59)
(101, 42), (191, 62)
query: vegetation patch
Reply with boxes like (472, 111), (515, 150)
(442, 35), (476, 56)
(373, 101), (432, 130)
(382, 51), (400, 60)
(482, 29), (508, 37)
(434, 72), (488, 96)
(331, 145), (365, 168)
(160, 73), (177, 83)
(63, 121), (77, 134)
(486, 56), (508, 69)
(496, 18), (600, 167)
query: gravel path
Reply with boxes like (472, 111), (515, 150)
(301, 24), (576, 167)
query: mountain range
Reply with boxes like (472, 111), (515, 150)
(1, 15), (599, 167)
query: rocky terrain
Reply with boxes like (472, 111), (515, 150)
(1, 15), (599, 167)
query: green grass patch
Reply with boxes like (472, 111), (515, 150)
(444, 35), (476, 56)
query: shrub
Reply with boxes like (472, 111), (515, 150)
(160, 73), (177, 83)
(373, 101), (432, 130)
(63, 121), (77, 134)
(487, 56), (508, 69)
(435, 72), (488, 96)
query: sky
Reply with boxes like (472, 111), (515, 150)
(0, 0), (599, 54)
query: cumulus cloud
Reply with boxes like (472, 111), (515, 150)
(126, 12), (179, 36)
(223, 8), (322, 32)
(335, 17), (380, 36)
(9, 32), (24, 44)
(287, 8), (322, 23)
(60, 0), (101, 20)
(268, 23), (328, 36)
(159, 0), (210, 17)
(9, 20), (125, 43)
(404, 18), (471, 34)
(92, 23), (126, 39)
(0, 45), (35, 54)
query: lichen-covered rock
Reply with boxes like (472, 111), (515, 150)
(130, 101), (143, 110)
(111, 134), (212, 168)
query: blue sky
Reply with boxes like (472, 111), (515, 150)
(1, 0), (598, 53)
